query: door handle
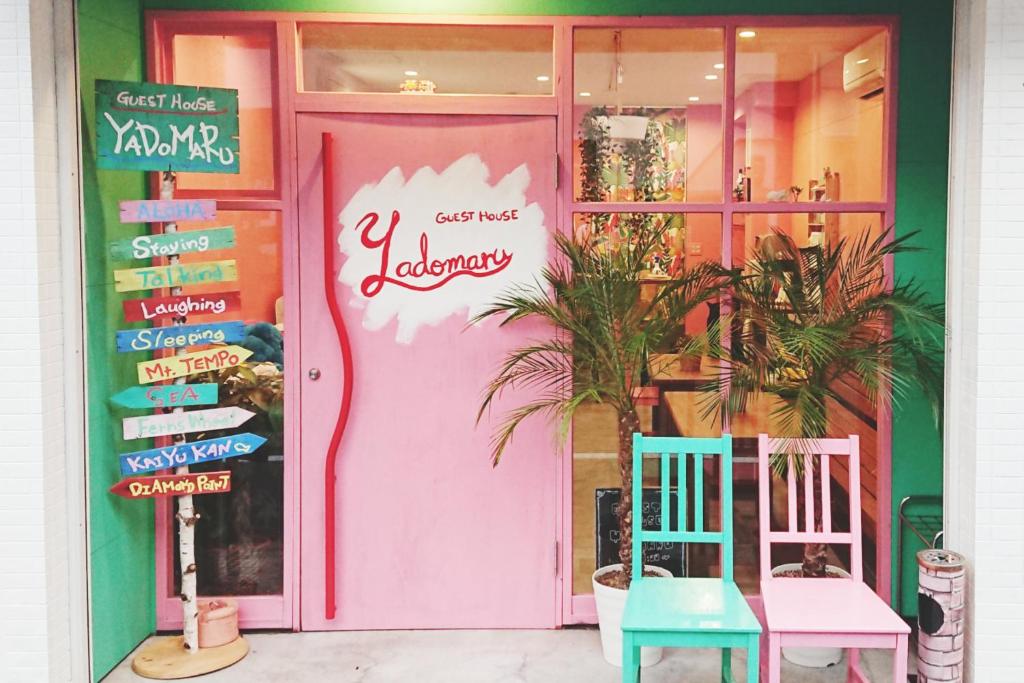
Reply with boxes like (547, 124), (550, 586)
(308, 368), (321, 381)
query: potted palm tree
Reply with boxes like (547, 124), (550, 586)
(700, 227), (944, 666)
(474, 214), (730, 666)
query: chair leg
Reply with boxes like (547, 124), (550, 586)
(721, 648), (732, 683)
(767, 633), (782, 683)
(622, 631), (640, 683)
(848, 647), (860, 682)
(893, 634), (908, 683)
(746, 634), (760, 683)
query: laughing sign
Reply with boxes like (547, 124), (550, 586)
(96, 80), (239, 173)
(337, 154), (548, 343)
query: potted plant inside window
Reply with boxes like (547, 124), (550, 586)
(474, 215), (731, 667)
(699, 227), (944, 667)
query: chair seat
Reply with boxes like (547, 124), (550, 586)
(622, 577), (761, 633)
(761, 578), (911, 634)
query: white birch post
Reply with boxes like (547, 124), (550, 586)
(160, 170), (199, 652)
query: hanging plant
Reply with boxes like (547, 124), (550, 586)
(579, 107), (610, 202)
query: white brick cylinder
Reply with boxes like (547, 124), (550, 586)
(917, 549), (967, 683)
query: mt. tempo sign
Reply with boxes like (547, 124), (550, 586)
(96, 80), (240, 173)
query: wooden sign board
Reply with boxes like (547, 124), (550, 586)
(119, 433), (267, 476)
(122, 291), (241, 323)
(122, 406), (255, 440)
(96, 80), (239, 173)
(116, 321), (246, 353)
(137, 345), (252, 384)
(109, 227), (235, 261)
(110, 471), (231, 499)
(595, 488), (685, 576)
(114, 260), (237, 293)
(111, 384), (218, 409)
(119, 199), (217, 224)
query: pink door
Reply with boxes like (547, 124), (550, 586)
(297, 113), (559, 630)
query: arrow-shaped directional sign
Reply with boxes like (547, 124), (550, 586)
(119, 433), (267, 476)
(122, 291), (241, 323)
(114, 260), (237, 293)
(109, 471), (232, 499)
(109, 226), (236, 261)
(136, 345), (252, 384)
(116, 321), (246, 353)
(122, 406), (255, 440)
(111, 384), (219, 409)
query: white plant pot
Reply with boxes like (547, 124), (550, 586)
(592, 563), (673, 667)
(596, 115), (650, 140)
(772, 562), (852, 668)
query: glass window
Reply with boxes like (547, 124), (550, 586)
(299, 23), (554, 95)
(171, 211), (286, 597)
(171, 31), (277, 194)
(573, 28), (724, 203)
(733, 26), (888, 203)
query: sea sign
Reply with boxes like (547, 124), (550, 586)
(122, 406), (254, 440)
(122, 291), (241, 323)
(118, 433), (266, 476)
(116, 321), (245, 352)
(111, 384), (218, 409)
(110, 471), (231, 499)
(109, 226), (235, 260)
(119, 199), (217, 224)
(113, 260), (237, 293)
(136, 345), (252, 384)
(96, 80), (239, 173)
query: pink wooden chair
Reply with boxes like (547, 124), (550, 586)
(757, 434), (910, 683)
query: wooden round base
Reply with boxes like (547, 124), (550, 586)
(131, 635), (249, 680)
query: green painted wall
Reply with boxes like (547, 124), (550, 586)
(81, 0), (951, 677)
(79, 1), (154, 680)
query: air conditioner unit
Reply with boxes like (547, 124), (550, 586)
(843, 32), (887, 98)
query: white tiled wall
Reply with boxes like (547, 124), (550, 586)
(0, 0), (73, 681)
(947, 0), (1024, 680)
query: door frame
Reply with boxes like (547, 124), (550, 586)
(147, 10), (901, 630)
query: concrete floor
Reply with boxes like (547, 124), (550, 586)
(104, 629), (908, 682)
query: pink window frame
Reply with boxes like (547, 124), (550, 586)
(147, 10), (899, 630)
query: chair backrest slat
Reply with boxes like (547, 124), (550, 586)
(678, 454), (688, 533)
(803, 453), (814, 532)
(758, 434), (863, 583)
(786, 460), (798, 532)
(820, 453), (832, 535)
(630, 433), (735, 584)
(661, 452), (671, 532)
(693, 453), (704, 533)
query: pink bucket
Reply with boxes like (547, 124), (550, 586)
(197, 598), (239, 649)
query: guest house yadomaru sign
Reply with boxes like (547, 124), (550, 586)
(337, 153), (548, 343)
(96, 80), (240, 173)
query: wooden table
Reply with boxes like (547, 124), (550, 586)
(646, 353), (717, 434)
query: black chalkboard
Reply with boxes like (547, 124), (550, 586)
(595, 487), (685, 576)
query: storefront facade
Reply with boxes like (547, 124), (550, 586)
(2, 0), (982, 681)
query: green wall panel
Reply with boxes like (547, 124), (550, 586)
(80, 0), (952, 676)
(79, 1), (154, 680)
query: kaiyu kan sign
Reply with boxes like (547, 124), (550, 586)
(95, 80), (240, 173)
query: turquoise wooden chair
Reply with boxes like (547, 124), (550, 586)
(621, 433), (761, 683)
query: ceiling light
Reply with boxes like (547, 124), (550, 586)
(705, 74), (719, 80)
(536, 75), (550, 82)
(738, 30), (757, 39)
(856, 58), (870, 65)
(714, 63), (725, 70)
(578, 91), (591, 97)
(404, 70), (418, 77)
(688, 96), (700, 102)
